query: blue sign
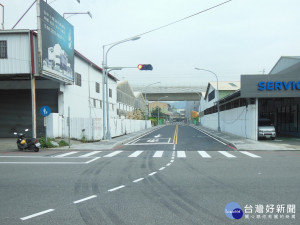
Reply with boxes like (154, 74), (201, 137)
(40, 106), (51, 117)
(258, 81), (300, 91)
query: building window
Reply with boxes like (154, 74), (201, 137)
(93, 99), (96, 107)
(95, 82), (100, 93)
(75, 73), (82, 86)
(208, 90), (215, 102)
(100, 100), (102, 109)
(109, 88), (112, 98)
(112, 104), (114, 111)
(0, 41), (7, 59)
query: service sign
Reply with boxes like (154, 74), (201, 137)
(39, 0), (74, 83)
(241, 74), (300, 98)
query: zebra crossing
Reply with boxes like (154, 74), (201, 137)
(52, 150), (261, 159)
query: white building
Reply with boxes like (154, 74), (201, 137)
(0, 30), (150, 139)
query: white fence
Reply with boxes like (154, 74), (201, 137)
(46, 113), (151, 140)
(200, 104), (257, 140)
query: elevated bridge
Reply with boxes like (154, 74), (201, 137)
(132, 85), (206, 101)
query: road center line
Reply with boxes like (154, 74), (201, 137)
(20, 209), (55, 221)
(159, 167), (165, 171)
(73, 195), (97, 204)
(108, 185), (125, 192)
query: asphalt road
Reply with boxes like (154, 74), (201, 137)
(0, 124), (299, 225)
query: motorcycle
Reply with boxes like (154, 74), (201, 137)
(14, 129), (41, 152)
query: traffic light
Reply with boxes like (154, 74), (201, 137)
(137, 64), (153, 70)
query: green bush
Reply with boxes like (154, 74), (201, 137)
(58, 140), (69, 146)
(39, 137), (55, 148)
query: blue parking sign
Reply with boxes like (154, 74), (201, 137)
(40, 106), (51, 117)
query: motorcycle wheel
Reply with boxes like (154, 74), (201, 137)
(18, 146), (23, 151)
(34, 147), (40, 152)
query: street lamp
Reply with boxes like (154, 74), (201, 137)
(63, 11), (92, 19)
(102, 36), (141, 140)
(143, 82), (161, 129)
(12, 0), (80, 29)
(157, 96), (168, 125)
(195, 68), (220, 132)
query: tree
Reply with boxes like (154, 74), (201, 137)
(126, 109), (145, 120)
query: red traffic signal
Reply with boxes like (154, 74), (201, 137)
(137, 64), (153, 71)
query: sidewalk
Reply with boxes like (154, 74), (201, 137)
(193, 125), (300, 151)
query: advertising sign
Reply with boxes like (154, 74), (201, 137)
(39, 0), (74, 83)
(240, 74), (300, 98)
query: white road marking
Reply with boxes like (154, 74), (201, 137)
(20, 209), (55, 221)
(192, 126), (227, 145)
(73, 195), (97, 204)
(168, 138), (171, 143)
(170, 159), (174, 163)
(159, 167), (165, 171)
(125, 126), (163, 145)
(103, 151), (123, 157)
(108, 185), (125, 192)
(128, 151), (143, 157)
(79, 151), (101, 157)
(153, 151), (164, 157)
(166, 163), (171, 166)
(85, 157), (101, 164)
(218, 151), (236, 158)
(133, 178), (144, 183)
(149, 172), (157, 176)
(54, 151), (79, 157)
(198, 151), (211, 158)
(177, 151), (186, 158)
(239, 151), (261, 158)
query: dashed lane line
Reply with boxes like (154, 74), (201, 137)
(73, 195), (97, 204)
(108, 185), (126, 192)
(19, 150), (176, 221)
(20, 209), (55, 221)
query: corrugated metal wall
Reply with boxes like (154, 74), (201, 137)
(0, 32), (31, 74)
(0, 89), (58, 137)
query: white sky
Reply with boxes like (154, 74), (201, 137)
(1, 0), (300, 87)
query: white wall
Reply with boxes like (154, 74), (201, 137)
(201, 104), (257, 140)
(47, 113), (151, 140)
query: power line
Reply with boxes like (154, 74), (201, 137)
(106, 0), (233, 46)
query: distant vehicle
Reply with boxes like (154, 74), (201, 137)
(258, 118), (276, 140)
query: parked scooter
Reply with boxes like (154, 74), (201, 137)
(14, 129), (41, 152)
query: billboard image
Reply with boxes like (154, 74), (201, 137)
(40, 0), (74, 83)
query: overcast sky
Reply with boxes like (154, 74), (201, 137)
(1, 0), (300, 87)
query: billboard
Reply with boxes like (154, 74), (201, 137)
(240, 74), (300, 98)
(39, 0), (74, 83)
